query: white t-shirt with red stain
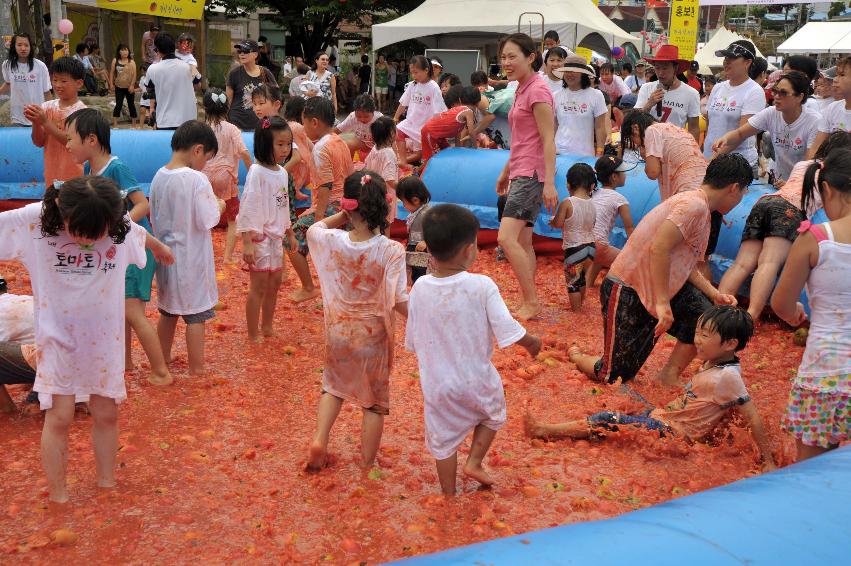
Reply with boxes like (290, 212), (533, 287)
(0, 203), (147, 408)
(397, 80), (447, 144)
(635, 80), (701, 129)
(237, 164), (291, 240)
(337, 110), (383, 148)
(748, 106), (820, 181)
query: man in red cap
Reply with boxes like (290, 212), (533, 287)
(635, 44), (701, 142)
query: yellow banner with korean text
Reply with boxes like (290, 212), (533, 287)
(68, 0), (205, 21)
(669, 0), (700, 60)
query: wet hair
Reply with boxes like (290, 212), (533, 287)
(440, 73), (461, 89)
(170, 120), (218, 155)
(813, 130), (851, 160)
(703, 153), (753, 190)
(620, 110), (657, 150)
(203, 88), (229, 125)
(470, 70), (488, 87)
(423, 204), (479, 262)
(783, 55), (819, 82)
(252, 83), (282, 104)
(253, 116), (292, 166)
(50, 56), (85, 80)
(75, 42), (88, 55)
(777, 71), (811, 104)
(498, 33), (536, 59)
(697, 306), (754, 352)
(566, 163), (597, 193)
(154, 33), (176, 57)
(114, 43), (132, 61)
(544, 30), (560, 42)
(65, 108), (111, 153)
(302, 96), (335, 127)
(532, 52), (544, 73)
(595, 155), (624, 187)
(803, 147), (851, 216)
(444, 84), (463, 107)
(343, 170), (390, 234)
(409, 55), (433, 79)
(7, 33), (35, 72)
(40, 176), (130, 244)
(352, 93), (376, 113)
(370, 116), (396, 149)
(600, 62), (615, 74)
(284, 96), (305, 123)
(395, 176), (431, 204)
(749, 57), (769, 81)
(459, 86), (482, 106)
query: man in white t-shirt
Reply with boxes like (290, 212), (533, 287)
(636, 45), (701, 142)
(146, 33), (198, 129)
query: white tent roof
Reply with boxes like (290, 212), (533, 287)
(372, 0), (639, 52)
(693, 27), (773, 75)
(777, 22), (851, 54)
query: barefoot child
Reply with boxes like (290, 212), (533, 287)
(419, 85), (481, 171)
(528, 306), (776, 471)
(0, 176), (173, 502)
(63, 108), (172, 386)
(237, 117), (295, 341)
(23, 56), (86, 186)
(393, 55), (447, 168)
(306, 171), (408, 470)
(335, 93), (383, 159)
(586, 155), (635, 287)
(201, 88), (252, 264)
(364, 116), (400, 218)
(150, 121), (225, 376)
(549, 163), (598, 310)
(405, 204), (542, 495)
(570, 154), (751, 386)
(290, 97), (354, 303)
(771, 147), (851, 462)
(396, 177), (432, 283)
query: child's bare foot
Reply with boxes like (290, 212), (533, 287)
(567, 345), (582, 364)
(48, 491), (70, 504)
(463, 461), (494, 487)
(523, 412), (545, 439)
(247, 333), (263, 344)
(188, 366), (206, 377)
(291, 287), (320, 303)
(147, 371), (174, 386)
(517, 303), (542, 321)
(261, 327), (278, 338)
(97, 479), (116, 489)
(306, 441), (327, 472)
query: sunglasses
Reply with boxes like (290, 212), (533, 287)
(771, 87), (798, 98)
(237, 48), (255, 55)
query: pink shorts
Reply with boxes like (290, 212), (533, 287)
(244, 235), (283, 273)
(593, 241), (621, 268)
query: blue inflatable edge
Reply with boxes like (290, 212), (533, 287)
(393, 446), (851, 566)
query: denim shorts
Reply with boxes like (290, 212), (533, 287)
(158, 307), (216, 325)
(503, 174), (543, 223)
(587, 410), (672, 435)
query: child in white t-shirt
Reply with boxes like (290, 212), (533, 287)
(393, 55), (447, 168)
(335, 93), (383, 159)
(405, 204), (541, 495)
(237, 117), (295, 342)
(364, 116), (400, 219)
(150, 121), (225, 376)
(0, 176), (173, 502)
(808, 57), (851, 159)
(586, 155), (635, 287)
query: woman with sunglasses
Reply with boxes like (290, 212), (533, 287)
(703, 40), (766, 170)
(712, 71), (820, 185)
(226, 40), (278, 131)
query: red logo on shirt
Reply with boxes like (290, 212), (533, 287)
(425, 96), (431, 103)
(581, 103), (588, 110)
(794, 137), (803, 145)
(730, 101), (737, 107)
(106, 245), (117, 260)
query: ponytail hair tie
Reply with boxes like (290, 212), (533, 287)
(340, 197), (359, 211)
(212, 92), (227, 104)
(262, 117), (271, 129)
(818, 160), (825, 170)
(386, 193), (394, 204)
(360, 174), (372, 186)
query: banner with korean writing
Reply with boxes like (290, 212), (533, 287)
(701, 0), (817, 4)
(66, 0), (205, 20)
(669, 0), (699, 59)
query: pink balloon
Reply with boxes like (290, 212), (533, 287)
(58, 19), (74, 35)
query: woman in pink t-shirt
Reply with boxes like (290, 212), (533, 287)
(494, 33), (557, 321)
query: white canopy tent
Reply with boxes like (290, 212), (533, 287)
(694, 27), (774, 75)
(372, 0), (640, 55)
(777, 22), (851, 54)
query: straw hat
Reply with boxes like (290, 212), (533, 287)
(554, 56), (596, 79)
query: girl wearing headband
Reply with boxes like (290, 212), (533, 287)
(201, 88), (253, 264)
(305, 170), (408, 472)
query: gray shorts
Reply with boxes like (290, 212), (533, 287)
(158, 307), (216, 325)
(503, 174), (543, 223)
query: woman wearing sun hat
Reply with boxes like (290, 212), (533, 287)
(703, 40), (766, 169)
(552, 56), (608, 157)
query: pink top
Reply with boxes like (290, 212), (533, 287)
(508, 73), (553, 181)
(202, 120), (247, 199)
(643, 122), (707, 201)
(609, 190), (711, 315)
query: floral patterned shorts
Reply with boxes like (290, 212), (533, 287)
(781, 379), (850, 448)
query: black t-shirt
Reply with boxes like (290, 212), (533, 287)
(358, 64), (371, 83)
(226, 65), (278, 130)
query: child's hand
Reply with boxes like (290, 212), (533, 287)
(524, 335), (542, 358)
(415, 241), (427, 252)
(654, 301), (674, 338)
(243, 241), (256, 266)
(495, 169), (509, 196)
(789, 302), (808, 326)
(23, 104), (46, 125)
(714, 293), (738, 307)
(153, 243), (175, 266)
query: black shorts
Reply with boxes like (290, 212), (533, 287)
(706, 210), (723, 256)
(563, 243), (595, 293)
(497, 194), (533, 227)
(502, 174), (543, 224)
(741, 196), (804, 242)
(0, 342), (36, 385)
(594, 277), (712, 384)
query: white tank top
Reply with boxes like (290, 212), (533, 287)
(799, 222), (851, 382)
(562, 196), (597, 249)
